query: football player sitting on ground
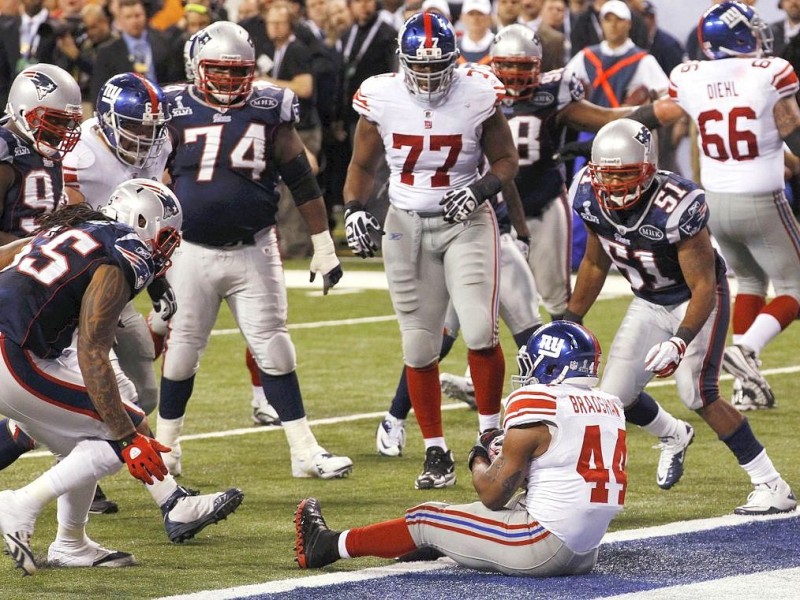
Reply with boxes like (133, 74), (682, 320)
(566, 118), (796, 514)
(296, 321), (627, 576)
(0, 181), (243, 576)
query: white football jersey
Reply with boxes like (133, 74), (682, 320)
(669, 57), (799, 194)
(63, 117), (171, 210)
(353, 69), (503, 212)
(503, 383), (627, 553)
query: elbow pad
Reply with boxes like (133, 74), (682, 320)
(279, 152), (322, 206)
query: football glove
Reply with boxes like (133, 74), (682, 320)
(147, 276), (177, 321)
(644, 336), (687, 378)
(515, 235), (530, 259)
(115, 433), (170, 485)
(467, 427), (505, 471)
(440, 186), (481, 224)
(344, 202), (383, 258)
(309, 231), (342, 295)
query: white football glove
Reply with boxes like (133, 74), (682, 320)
(440, 186), (480, 224)
(309, 231), (343, 295)
(344, 203), (382, 258)
(644, 336), (687, 378)
(514, 235), (530, 259)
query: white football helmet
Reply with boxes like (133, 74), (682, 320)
(101, 179), (183, 276)
(588, 118), (657, 212)
(6, 64), (82, 160)
(192, 22), (255, 106)
(490, 24), (542, 101)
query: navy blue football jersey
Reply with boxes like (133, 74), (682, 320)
(164, 82), (299, 246)
(570, 168), (727, 305)
(0, 220), (155, 358)
(0, 126), (65, 237)
(500, 69), (583, 217)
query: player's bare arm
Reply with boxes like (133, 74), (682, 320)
(560, 100), (632, 133)
(0, 237), (30, 269)
(651, 97), (685, 127)
(472, 424), (550, 510)
(343, 116), (386, 207)
(77, 264), (137, 441)
(674, 229), (717, 344)
(567, 229), (612, 319)
(774, 95), (800, 156)
(0, 164), (19, 245)
(63, 186), (85, 205)
(501, 181), (530, 240)
(481, 108), (519, 184)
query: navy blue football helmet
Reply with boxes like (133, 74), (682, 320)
(512, 321), (601, 388)
(96, 73), (170, 168)
(698, 1), (773, 60)
(398, 12), (459, 103)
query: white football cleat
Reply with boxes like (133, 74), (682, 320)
(722, 345), (775, 408)
(251, 395), (281, 426)
(654, 421), (694, 490)
(376, 415), (406, 457)
(734, 479), (797, 515)
(439, 373), (476, 409)
(0, 490), (37, 575)
(292, 449), (353, 479)
(48, 537), (136, 568)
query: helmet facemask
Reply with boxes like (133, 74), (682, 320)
(101, 105), (169, 168)
(588, 162), (656, 211)
(491, 56), (541, 102)
(196, 60), (255, 106)
(22, 105), (82, 160)
(400, 49), (458, 104)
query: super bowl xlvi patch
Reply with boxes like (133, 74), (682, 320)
(638, 224), (664, 240)
(250, 97), (279, 110)
(14, 145), (30, 156)
(579, 201), (600, 223)
(171, 96), (193, 117)
(531, 91), (555, 105)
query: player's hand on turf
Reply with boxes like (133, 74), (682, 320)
(309, 231), (343, 295)
(116, 433), (170, 485)
(440, 186), (481, 224)
(344, 202), (382, 258)
(147, 276), (178, 320)
(644, 336), (687, 378)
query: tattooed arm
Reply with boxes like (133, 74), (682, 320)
(471, 423), (552, 511)
(77, 264), (137, 441)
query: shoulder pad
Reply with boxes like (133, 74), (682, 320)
(503, 387), (559, 430)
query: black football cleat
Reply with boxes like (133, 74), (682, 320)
(294, 498), (340, 569)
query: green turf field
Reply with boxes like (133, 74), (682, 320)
(1, 258), (797, 599)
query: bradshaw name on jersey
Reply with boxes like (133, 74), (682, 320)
(503, 383), (626, 553)
(164, 82), (298, 246)
(353, 69), (500, 212)
(0, 220), (154, 358)
(570, 168), (726, 305)
(63, 118), (171, 210)
(0, 127), (65, 237)
(501, 68), (584, 216)
(669, 57), (799, 194)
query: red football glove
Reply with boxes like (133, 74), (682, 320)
(117, 433), (170, 485)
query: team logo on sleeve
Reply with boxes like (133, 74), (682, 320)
(24, 71), (58, 101)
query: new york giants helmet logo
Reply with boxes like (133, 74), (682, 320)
(23, 71), (58, 101)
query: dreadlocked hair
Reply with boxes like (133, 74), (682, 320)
(33, 203), (112, 235)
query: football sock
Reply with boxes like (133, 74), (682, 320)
(468, 345), (504, 420)
(156, 415), (184, 451)
(344, 518), (417, 558)
(641, 403), (681, 439)
(283, 417), (319, 457)
(0, 418), (34, 470)
(245, 348), (260, 387)
(146, 474), (179, 507)
(423, 437), (447, 452)
(260, 371), (306, 421)
(739, 297), (798, 352)
(159, 376), (195, 419)
(740, 449), (782, 486)
(390, 334), (457, 421)
(55, 481), (95, 533)
(625, 391), (660, 427)
(407, 364), (443, 439)
(731, 294), (765, 338)
(721, 418), (766, 467)
(513, 325), (539, 350)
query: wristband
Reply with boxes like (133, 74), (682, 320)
(628, 103), (660, 131)
(310, 231), (336, 254)
(470, 173), (502, 201)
